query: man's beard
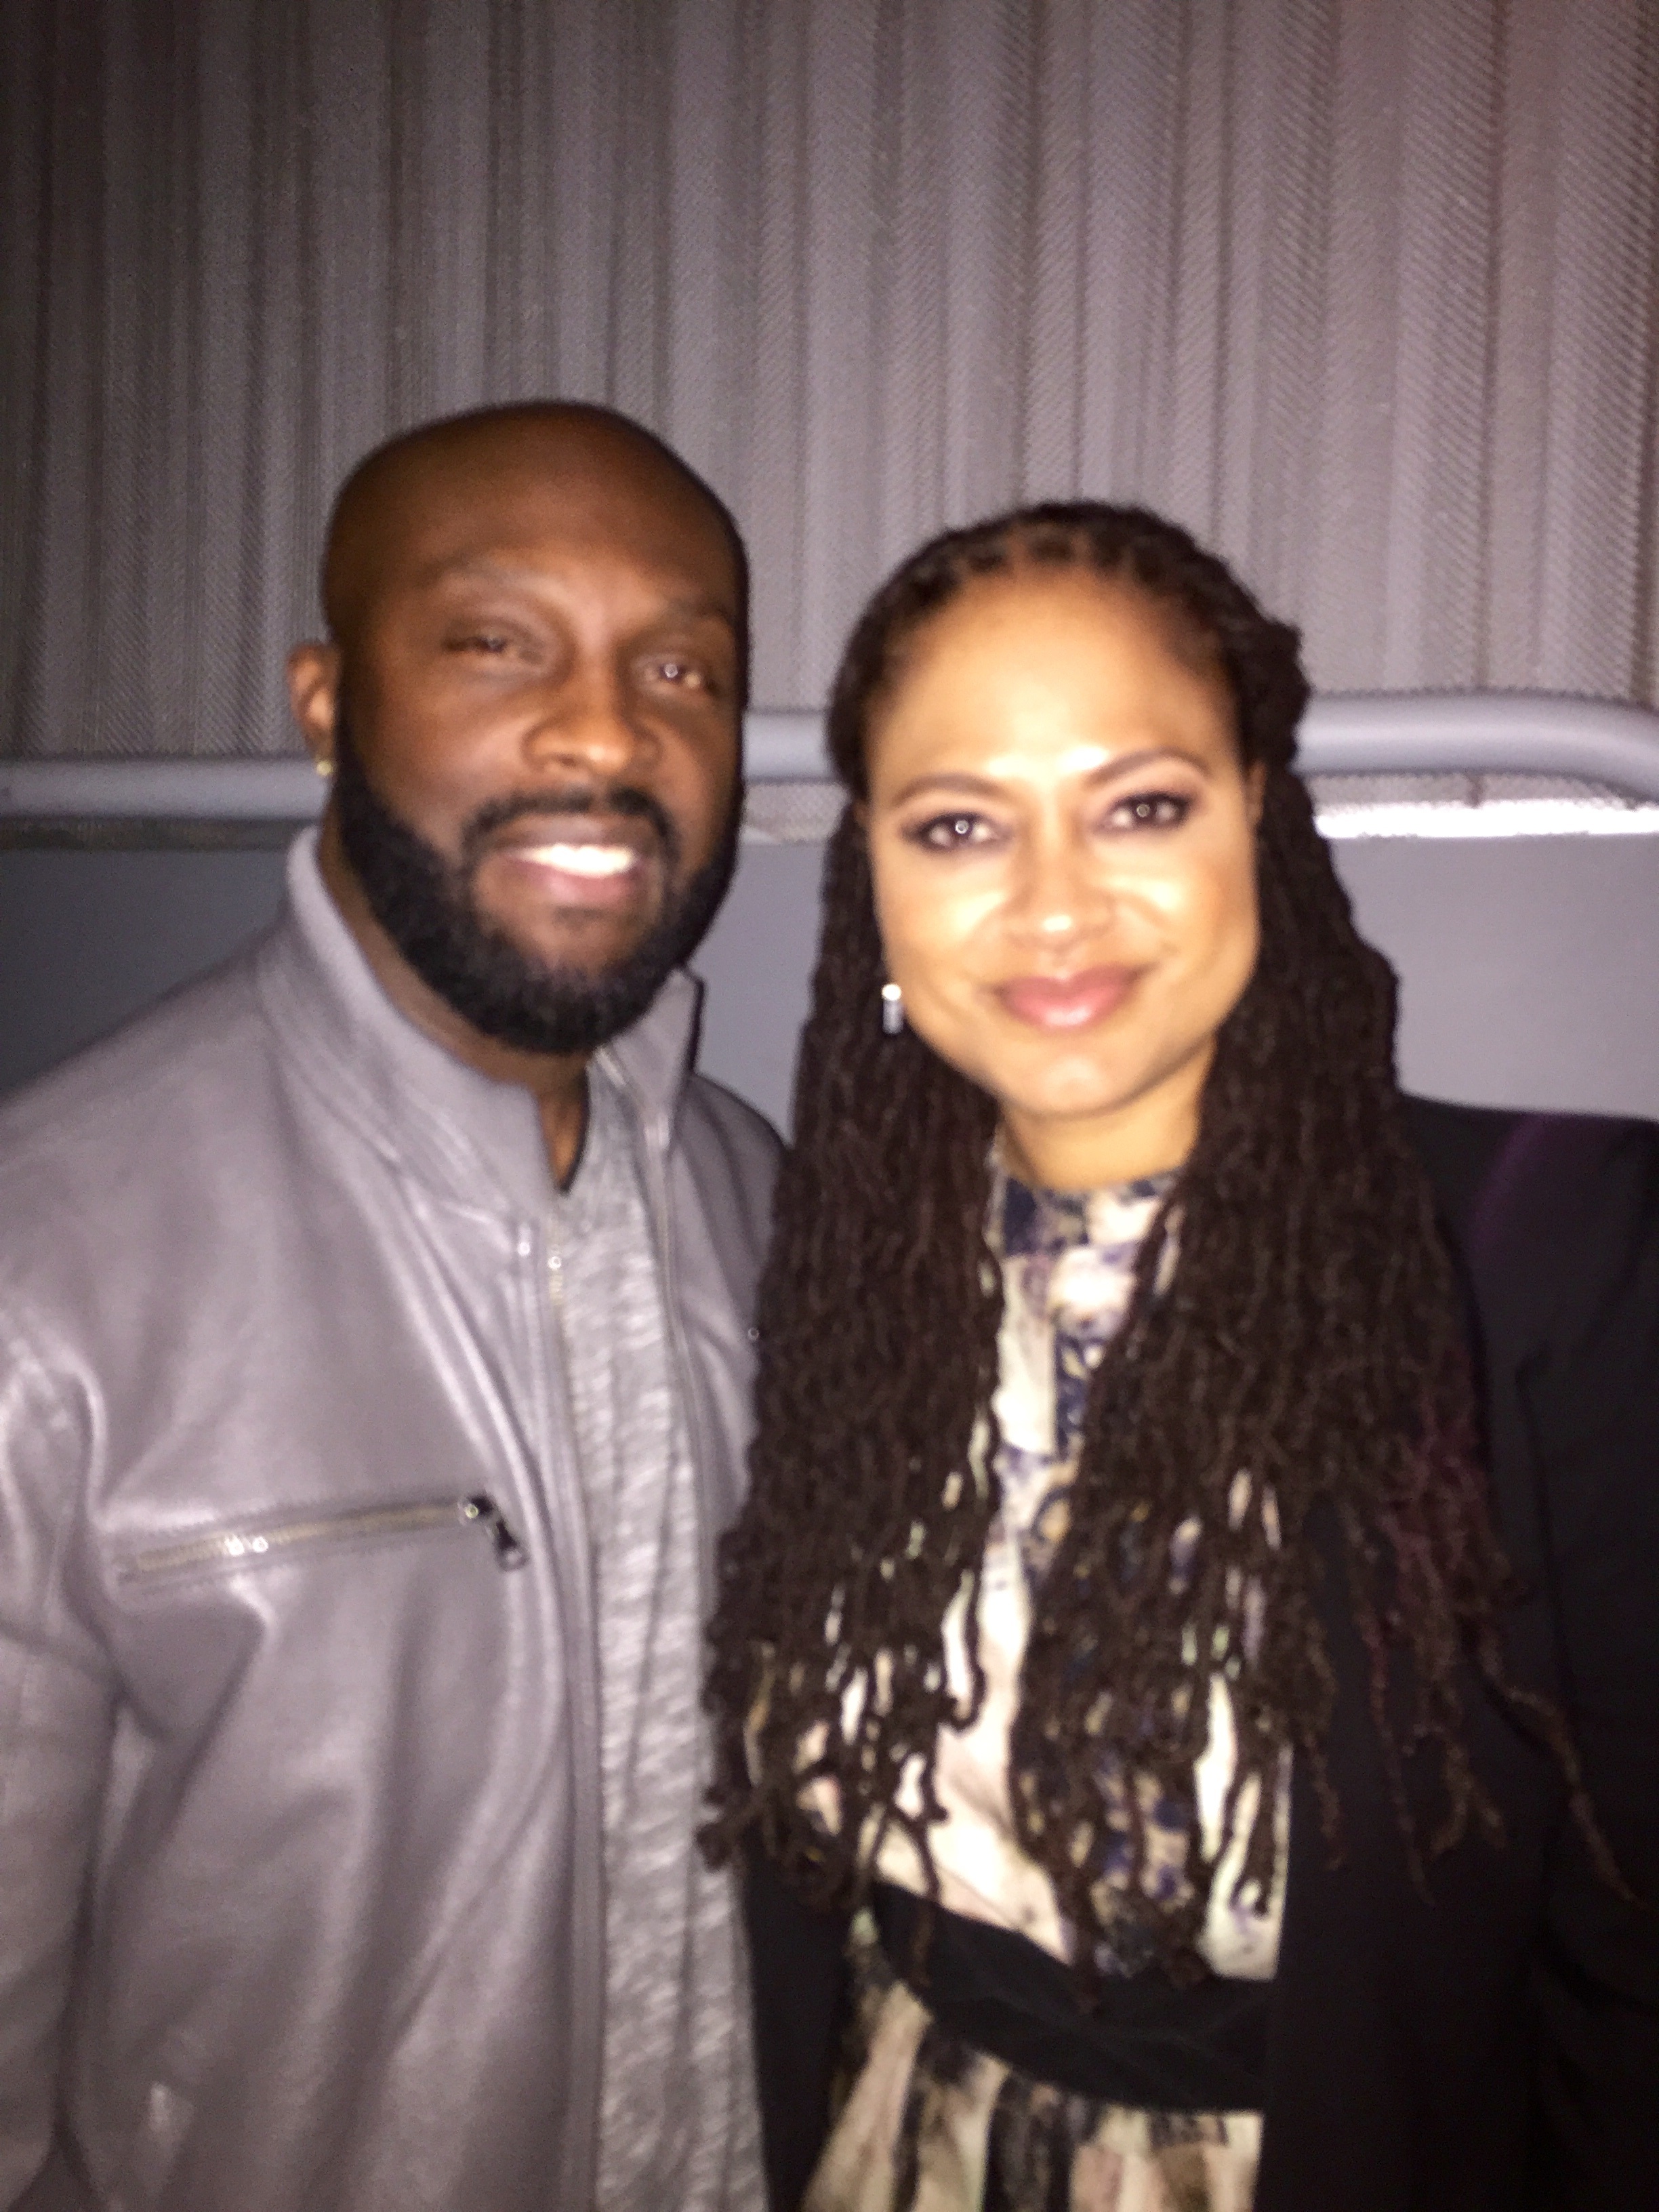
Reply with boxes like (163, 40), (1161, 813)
(331, 720), (740, 1057)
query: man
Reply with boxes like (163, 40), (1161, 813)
(0, 403), (777, 2210)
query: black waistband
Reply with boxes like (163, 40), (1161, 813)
(872, 1882), (1269, 2113)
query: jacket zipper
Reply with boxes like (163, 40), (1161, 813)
(117, 1492), (527, 1584)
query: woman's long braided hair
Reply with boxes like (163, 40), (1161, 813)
(703, 501), (1540, 1975)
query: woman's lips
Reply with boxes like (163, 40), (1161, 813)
(994, 966), (1141, 1031)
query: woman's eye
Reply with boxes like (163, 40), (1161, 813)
(907, 812), (998, 851)
(1105, 791), (1191, 831)
(449, 631), (514, 657)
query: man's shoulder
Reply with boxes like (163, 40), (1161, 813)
(680, 1071), (783, 1174)
(0, 940), (276, 1229)
(675, 1072), (784, 1272)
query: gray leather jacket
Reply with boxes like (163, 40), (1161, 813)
(0, 837), (780, 2211)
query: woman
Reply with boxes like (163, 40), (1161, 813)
(705, 503), (1659, 2211)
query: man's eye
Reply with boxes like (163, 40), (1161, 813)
(908, 813), (995, 851)
(1106, 791), (1191, 830)
(450, 632), (513, 656)
(650, 656), (710, 691)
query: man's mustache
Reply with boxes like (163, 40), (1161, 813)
(459, 785), (679, 870)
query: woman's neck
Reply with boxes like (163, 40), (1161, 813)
(998, 1048), (1208, 1193)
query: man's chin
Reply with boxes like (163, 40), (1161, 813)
(327, 724), (737, 1059)
(431, 897), (702, 1059)
(479, 909), (665, 983)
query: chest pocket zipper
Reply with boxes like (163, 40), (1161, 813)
(115, 1492), (527, 1585)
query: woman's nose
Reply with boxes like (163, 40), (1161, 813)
(1008, 836), (1109, 947)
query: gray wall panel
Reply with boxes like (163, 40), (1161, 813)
(0, 849), (289, 1097)
(690, 846), (824, 1134)
(1336, 837), (1659, 1124)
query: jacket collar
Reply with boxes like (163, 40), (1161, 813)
(255, 830), (702, 1221)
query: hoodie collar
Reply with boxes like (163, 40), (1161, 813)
(256, 830), (702, 1221)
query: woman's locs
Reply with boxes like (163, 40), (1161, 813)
(705, 502), (1643, 2208)
(708, 503), (1511, 1980)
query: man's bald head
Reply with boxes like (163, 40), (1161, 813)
(320, 401), (747, 674)
(287, 398), (748, 1099)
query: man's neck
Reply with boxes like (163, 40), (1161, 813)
(316, 818), (590, 1184)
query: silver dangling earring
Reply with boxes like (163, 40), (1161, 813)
(880, 981), (905, 1036)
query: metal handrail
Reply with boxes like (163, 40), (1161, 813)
(749, 694), (1659, 794)
(1295, 693), (1659, 794)
(0, 757), (324, 821)
(3, 693), (1658, 817)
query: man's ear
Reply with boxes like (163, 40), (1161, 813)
(287, 642), (343, 770)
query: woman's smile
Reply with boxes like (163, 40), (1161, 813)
(991, 964), (1143, 1031)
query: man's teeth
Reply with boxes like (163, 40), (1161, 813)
(523, 843), (638, 878)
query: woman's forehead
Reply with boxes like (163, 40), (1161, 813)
(867, 568), (1237, 775)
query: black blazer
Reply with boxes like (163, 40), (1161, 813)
(744, 1099), (1659, 2211)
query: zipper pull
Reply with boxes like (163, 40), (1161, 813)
(459, 1493), (528, 1570)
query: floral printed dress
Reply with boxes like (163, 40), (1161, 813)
(803, 1170), (1288, 2212)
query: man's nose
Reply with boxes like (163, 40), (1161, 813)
(522, 672), (651, 783)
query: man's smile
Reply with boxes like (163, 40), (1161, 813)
(476, 811), (665, 916)
(520, 842), (637, 878)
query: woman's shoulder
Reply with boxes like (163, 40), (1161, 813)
(1399, 1098), (1659, 2196)
(1403, 1092), (1659, 1217)
(1403, 1094), (1659, 1358)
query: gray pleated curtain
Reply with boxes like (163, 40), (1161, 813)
(1, 0), (1655, 758)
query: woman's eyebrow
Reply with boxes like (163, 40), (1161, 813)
(1084, 745), (1215, 783)
(886, 746), (1212, 808)
(886, 770), (1006, 806)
